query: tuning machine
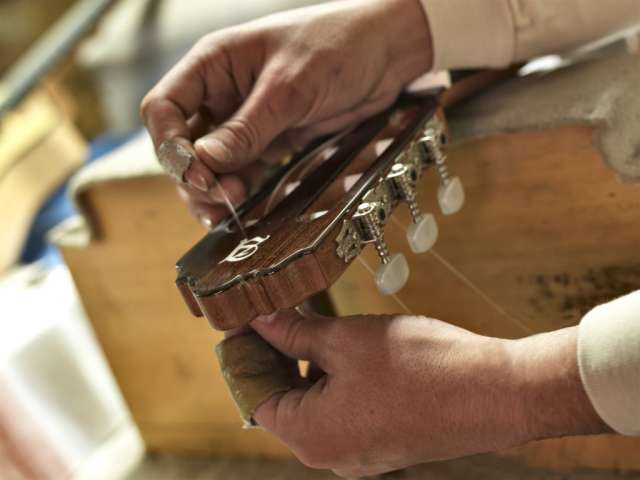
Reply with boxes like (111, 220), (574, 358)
(336, 196), (409, 296)
(419, 120), (465, 215)
(386, 162), (438, 254)
(351, 201), (409, 296)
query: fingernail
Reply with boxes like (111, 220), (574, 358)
(254, 312), (277, 324)
(200, 217), (213, 229)
(190, 171), (210, 192)
(197, 138), (232, 166)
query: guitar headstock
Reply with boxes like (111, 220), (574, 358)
(176, 92), (465, 330)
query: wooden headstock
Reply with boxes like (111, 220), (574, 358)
(176, 92), (465, 330)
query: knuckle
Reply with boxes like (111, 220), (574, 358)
(265, 67), (312, 118)
(193, 31), (220, 52)
(139, 93), (156, 121)
(191, 31), (237, 75)
(273, 74), (306, 102)
(140, 95), (174, 126)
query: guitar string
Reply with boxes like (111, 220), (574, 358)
(389, 216), (533, 335)
(255, 129), (533, 334)
(212, 172), (248, 239)
(263, 129), (353, 216)
(428, 249), (533, 335)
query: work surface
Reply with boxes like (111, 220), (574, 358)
(128, 454), (640, 479)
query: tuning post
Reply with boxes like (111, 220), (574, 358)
(352, 202), (409, 295)
(353, 203), (390, 261)
(420, 123), (465, 215)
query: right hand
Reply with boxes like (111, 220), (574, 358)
(141, 0), (433, 227)
(250, 310), (608, 478)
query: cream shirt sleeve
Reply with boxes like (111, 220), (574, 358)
(420, 0), (640, 70)
(578, 291), (640, 435)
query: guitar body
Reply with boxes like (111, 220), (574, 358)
(330, 52), (640, 469)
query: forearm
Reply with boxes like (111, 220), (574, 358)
(507, 327), (611, 442)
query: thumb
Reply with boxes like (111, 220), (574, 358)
(250, 309), (332, 373)
(252, 309), (332, 445)
(194, 79), (303, 173)
(253, 383), (326, 447)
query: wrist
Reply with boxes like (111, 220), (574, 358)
(506, 327), (612, 441)
(367, 0), (433, 81)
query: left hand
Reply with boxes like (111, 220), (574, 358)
(140, 0), (432, 228)
(251, 310), (608, 478)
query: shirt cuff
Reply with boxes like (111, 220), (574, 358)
(578, 290), (640, 436)
(419, 0), (516, 71)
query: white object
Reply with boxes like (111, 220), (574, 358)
(407, 213), (438, 253)
(578, 290), (640, 436)
(438, 176), (465, 215)
(375, 253), (410, 295)
(0, 265), (144, 479)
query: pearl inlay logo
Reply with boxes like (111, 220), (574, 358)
(221, 235), (271, 263)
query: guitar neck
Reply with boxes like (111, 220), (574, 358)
(444, 67), (519, 108)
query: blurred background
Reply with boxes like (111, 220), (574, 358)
(0, 1), (328, 479)
(2, 1), (640, 480)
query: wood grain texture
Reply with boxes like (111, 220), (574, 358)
(329, 123), (640, 470)
(177, 97), (439, 330)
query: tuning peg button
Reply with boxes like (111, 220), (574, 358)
(406, 213), (438, 253)
(437, 176), (465, 215)
(420, 122), (465, 216)
(376, 253), (409, 295)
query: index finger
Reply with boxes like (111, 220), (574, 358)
(141, 40), (234, 189)
(140, 53), (205, 149)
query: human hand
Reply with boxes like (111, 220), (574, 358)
(250, 310), (608, 478)
(141, 0), (432, 227)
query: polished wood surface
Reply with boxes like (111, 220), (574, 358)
(177, 96), (440, 330)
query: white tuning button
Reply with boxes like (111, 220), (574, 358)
(406, 213), (438, 253)
(386, 162), (438, 253)
(375, 253), (410, 295)
(437, 176), (465, 215)
(420, 123), (465, 216)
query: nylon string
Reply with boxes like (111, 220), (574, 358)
(389, 216), (533, 335)
(213, 172), (247, 239)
